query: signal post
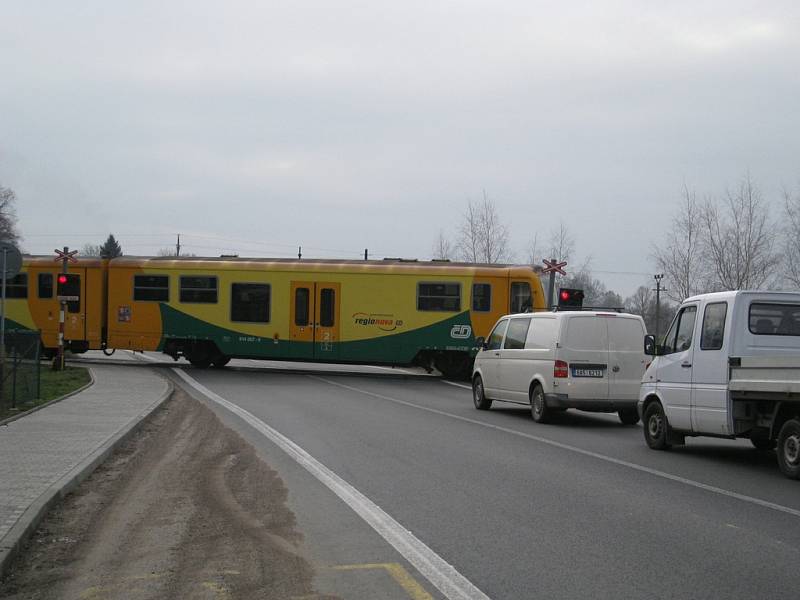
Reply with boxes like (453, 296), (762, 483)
(542, 258), (568, 309)
(53, 247), (78, 371)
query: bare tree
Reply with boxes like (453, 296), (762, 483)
(157, 247), (196, 257)
(455, 191), (511, 263)
(784, 186), (800, 289)
(0, 186), (20, 245)
(701, 176), (776, 290)
(431, 229), (453, 260)
(81, 244), (102, 256)
(653, 185), (704, 302)
(625, 285), (653, 321)
(546, 221), (574, 263)
(525, 233), (540, 266)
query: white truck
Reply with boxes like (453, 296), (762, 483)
(639, 291), (800, 479)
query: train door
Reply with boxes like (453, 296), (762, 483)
(289, 281), (341, 360)
(61, 269), (87, 343)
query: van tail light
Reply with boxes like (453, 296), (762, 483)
(554, 360), (569, 378)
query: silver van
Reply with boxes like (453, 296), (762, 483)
(472, 311), (648, 424)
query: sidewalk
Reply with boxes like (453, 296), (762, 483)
(0, 364), (171, 577)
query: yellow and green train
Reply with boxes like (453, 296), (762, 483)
(5, 256), (545, 377)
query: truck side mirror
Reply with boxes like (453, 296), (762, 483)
(644, 334), (656, 356)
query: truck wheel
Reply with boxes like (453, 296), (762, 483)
(777, 419), (800, 480)
(472, 375), (492, 410)
(618, 408), (640, 425)
(530, 384), (550, 424)
(643, 402), (671, 450)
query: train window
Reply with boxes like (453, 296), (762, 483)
(6, 273), (28, 299)
(179, 276), (217, 303)
(38, 273), (54, 299)
(320, 288), (335, 327)
(510, 282), (532, 313)
(231, 283), (270, 323)
(134, 275), (169, 302)
(295, 288), (310, 326)
(417, 282), (461, 312)
(472, 283), (491, 312)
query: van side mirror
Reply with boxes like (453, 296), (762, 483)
(474, 337), (487, 351)
(644, 334), (656, 356)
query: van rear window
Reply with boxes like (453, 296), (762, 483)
(749, 303), (800, 336)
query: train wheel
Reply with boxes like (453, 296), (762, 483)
(212, 356), (231, 368)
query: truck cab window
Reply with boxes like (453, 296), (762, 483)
(663, 305), (697, 354)
(700, 302), (727, 350)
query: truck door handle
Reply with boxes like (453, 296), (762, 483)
(494, 352), (501, 356)
(612, 365), (620, 373)
(681, 362), (692, 368)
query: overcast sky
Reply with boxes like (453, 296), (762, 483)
(2, 1), (799, 296)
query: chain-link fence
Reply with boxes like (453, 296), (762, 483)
(1, 329), (41, 414)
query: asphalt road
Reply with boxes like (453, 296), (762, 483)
(168, 366), (800, 600)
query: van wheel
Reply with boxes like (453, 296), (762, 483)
(618, 408), (640, 425)
(530, 384), (550, 423)
(472, 375), (491, 410)
(777, 419), (800, 479)
(643, 402), (671, 450)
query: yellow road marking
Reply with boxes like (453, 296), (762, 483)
(330, 562), (434, 600)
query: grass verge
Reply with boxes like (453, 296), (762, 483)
(1, 366), (91, 420)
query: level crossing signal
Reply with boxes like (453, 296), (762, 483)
(558, 288), (585, 309)
(57, 273), (80, 302)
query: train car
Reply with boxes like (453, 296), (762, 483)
(106, 257), (546, 377)
(9, 257), (107, 355)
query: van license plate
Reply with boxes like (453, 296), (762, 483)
(572, 368), (604, 378)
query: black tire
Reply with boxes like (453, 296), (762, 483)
(530, 384), (550, 423)
(472, 375), (492, 410)
(618, 408), (640, 425)
(188, 357), (212, 369)
(212, 356), (231, 368)
(776, 419), (800, 480)
(750, 435), (776, 451)
(643, 401), (671, 450)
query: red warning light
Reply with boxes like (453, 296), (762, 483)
(560, 290), (570, 301)
(58, 274), (68, 285)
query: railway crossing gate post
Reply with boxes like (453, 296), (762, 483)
(53, 246), (78, 371)
(542, 258), (568, 309)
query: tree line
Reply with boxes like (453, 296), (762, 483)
(432, 176), (800, 333)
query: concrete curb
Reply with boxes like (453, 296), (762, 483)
(68, 357), (440, 381)
(0, 376), (174, 580)
(0, 367), (97, 428)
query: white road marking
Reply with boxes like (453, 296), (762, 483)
(441, 381), (471, 390)
(312, 376), (800, 520)
(172, 368), (490, 600)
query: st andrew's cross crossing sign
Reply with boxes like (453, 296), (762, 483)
(542, 258), (567, 276)
(54, 248), (79, 264)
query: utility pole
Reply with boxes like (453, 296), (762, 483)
(364, 249), (368, 261)
(298, 246), (302, 260)
(176, 234), (181, 257)
(653, 274), (665, 341)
